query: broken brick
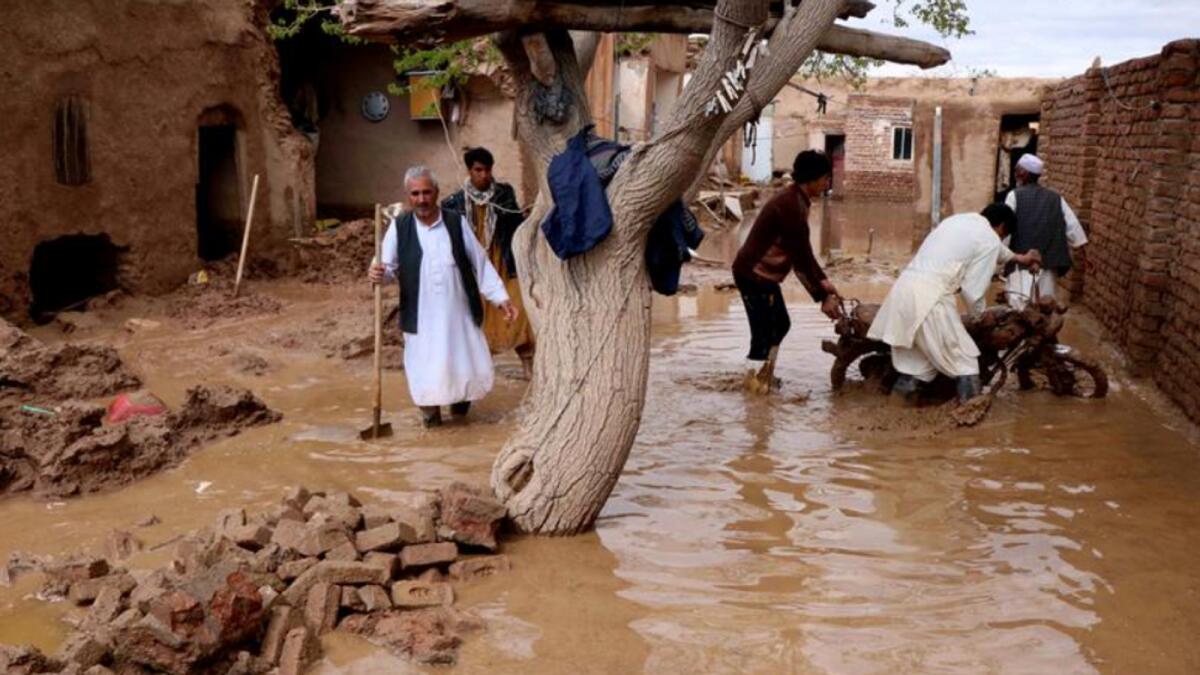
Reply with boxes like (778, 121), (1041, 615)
(390, 581), (453, 608)
(400, 542), (457, 570)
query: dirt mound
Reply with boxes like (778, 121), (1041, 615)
(830, 383), (991, 437)
(265, 303), (403, 367)
(4, 483), (509, 673)
(1, 318), (140, 403)
(292, 219), (376, 285)
(822, 254), (903, 284)
(0, 385), (281, 499)
(166, 286), (284, 331)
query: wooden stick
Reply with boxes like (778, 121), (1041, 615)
(232, 173), (260, 299)
(372, 203), (384, 434)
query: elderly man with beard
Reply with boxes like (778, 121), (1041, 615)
(369, 166), (518, 428)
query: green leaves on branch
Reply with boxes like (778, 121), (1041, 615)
(801, 54), (884, 87)
(266, 0), (362, 44)
(889, 0), (973, 38)
(389, 39), (502, 96)
(616, 33), (656, 57)
(808, 0), (971, 83)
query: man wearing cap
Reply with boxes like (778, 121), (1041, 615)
(1003, 153), (1089, 309)
(733, 150), (843, 394)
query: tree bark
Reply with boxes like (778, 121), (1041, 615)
(341, 0), (939, 535)
(492, 1), (790, 535)
(488, 30), (654, 534)
(339, 0), (947, 68)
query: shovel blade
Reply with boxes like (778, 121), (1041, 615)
(359, 423), (394, 440)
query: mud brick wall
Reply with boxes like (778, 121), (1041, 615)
(843, 95), (916, 202)
(1041, 40), (1200, 423)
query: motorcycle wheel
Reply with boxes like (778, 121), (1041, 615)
(1058, 353), (1109, 399)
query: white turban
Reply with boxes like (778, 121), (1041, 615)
(1016, 153), (1044, 175)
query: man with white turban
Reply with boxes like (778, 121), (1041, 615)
(1003, 153), (1089, 308)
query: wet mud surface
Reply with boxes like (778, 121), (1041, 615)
(0, 269), (1199, 673)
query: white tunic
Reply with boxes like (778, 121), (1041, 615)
(868, 213), (1014, 380)
(379, 211), (510, 406)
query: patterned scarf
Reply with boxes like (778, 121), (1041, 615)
(463, 180), (499, 249)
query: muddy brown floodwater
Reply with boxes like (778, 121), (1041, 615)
(2, 274), (1200, 674)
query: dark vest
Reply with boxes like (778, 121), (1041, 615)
(394, 210), (484, 334)
(1011, 184), (1072, 274)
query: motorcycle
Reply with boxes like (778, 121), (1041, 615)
(821, 295), (1108, 401)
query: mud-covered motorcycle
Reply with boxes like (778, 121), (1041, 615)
(821, 295), (1108, 400)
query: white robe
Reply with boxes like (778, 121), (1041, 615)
(379, 211), (510, 406)
(1002, 189), (1088, 309)
(867, 213), (1014, 381)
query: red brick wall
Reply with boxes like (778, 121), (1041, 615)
(1041, 39), (1200, 423)
(842, 95), (916, 202)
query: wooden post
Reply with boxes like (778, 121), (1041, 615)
(232, 173), (260, 299)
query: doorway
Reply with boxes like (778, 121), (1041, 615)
(824, 133), (846, 196)
(995, 113), (1040, 202)
(196, 112), (243, 261)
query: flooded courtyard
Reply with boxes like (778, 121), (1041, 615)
(2, 268), (1199, 674)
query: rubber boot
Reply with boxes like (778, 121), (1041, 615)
(955, 375), (981, 402)
(449, 401), (471, 418)
(891, 374), (919, 405)
(420, 406), (442, 428)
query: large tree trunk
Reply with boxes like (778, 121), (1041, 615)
(492, 0), (845, 535)
(489, 30), (655, 534)
(341, 0), (922, 535)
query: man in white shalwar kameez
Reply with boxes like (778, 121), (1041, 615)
(369, 167), (517, 427)
(867, 204), (1041, 402)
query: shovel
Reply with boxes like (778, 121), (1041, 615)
(361, 204), (394, 440)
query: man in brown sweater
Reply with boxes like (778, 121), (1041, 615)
(733, 150), (842, 394)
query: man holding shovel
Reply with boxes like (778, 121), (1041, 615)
(368, 166), (517, 428)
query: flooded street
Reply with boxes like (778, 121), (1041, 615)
(2, 273), (1200, 674)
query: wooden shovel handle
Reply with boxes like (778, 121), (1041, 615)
(373, 204), (384, 419)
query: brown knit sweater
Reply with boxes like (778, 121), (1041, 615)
(732, 184), (829, 302)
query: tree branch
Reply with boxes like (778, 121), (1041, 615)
(341, 1), (945, 68)
(820, 25), (949, 69)
(570, 31), (602, 76)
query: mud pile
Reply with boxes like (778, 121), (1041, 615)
(822, 253), (903, 284)
(2, 483), (509, 674)
(291, 219), (376, 286)
(2, 317), (281, 498)
(0, 318), (140, 403)
(159, 256), (286, 331)
(264, 303), (403, 366)
(1, 385), (281, 499)
(166, 285), (283, 331)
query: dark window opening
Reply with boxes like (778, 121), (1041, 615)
(29, 234), (122, 320)
(892, 127), (913, 161)
(54, 96), (91, 186)
(196, 122), (242, 261)
(824, 133), (846, 195)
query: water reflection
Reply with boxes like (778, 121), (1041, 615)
(1, 278), (1199, 674)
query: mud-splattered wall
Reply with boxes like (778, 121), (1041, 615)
(1041, 39), (1200, 424)
(0, 0), (315, 322)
